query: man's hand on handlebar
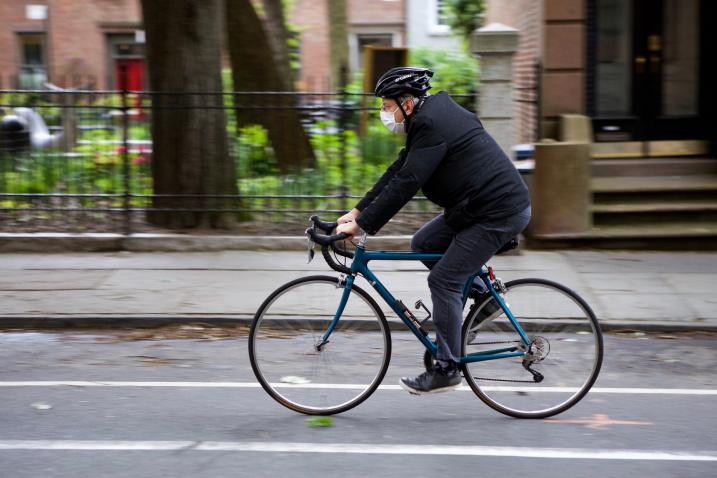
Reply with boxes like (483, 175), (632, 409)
(336, 221), (361, 239)
(337, 208), (361, 225)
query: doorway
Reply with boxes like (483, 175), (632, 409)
(588, 0), (712, 141)
(114, 58), (144, 91)
(106, 34), (145, 90)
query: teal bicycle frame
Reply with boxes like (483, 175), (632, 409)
(321, 245), (532, 365)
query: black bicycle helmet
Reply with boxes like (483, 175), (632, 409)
(374, 67), (433, 99)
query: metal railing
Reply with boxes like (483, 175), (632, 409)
(0, 87), (479, 233)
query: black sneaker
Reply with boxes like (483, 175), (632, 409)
(399, 364), (462, 395)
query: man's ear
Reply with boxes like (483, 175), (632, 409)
(404, 98), (415, 115)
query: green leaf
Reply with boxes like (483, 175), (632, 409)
(306, 416), (334, 428)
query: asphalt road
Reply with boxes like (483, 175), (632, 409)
(0, 328), (715, 477)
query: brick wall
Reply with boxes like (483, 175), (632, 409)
(0, 1), (49, 87)
(540, 0), (587, 139)
(291, 0), (405, 90)
(292, 0), (330, 90)
(2, 0), (403, 92)
(0, 0), (142, 89)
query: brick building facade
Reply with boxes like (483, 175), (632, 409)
(291, 0), (406, 90)
(486, 0), (715, 147)
(0, 0), (143, 89)
(1, 0), (406, 91)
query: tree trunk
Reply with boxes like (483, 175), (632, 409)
(141, 0), (238, 229)
(327, 0), (349, 89)
(261, 0), (294, 86)
(226, 0), (314, 172)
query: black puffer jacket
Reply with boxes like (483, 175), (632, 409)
(355, 91), (530, 235)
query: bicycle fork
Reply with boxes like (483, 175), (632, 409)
(316, 274), (354, 351)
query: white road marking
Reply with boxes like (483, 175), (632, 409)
(0, 440), (714, 461)
(0, 381), (715, 395)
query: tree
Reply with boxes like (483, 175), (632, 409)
(260, 0), (294, 84)
(446, 0), (485, 45)
(326, 0), (349, 89)
(226, 0), (314, 172)
(141, 0), (238, 228)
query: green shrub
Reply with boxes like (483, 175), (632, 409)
(409, 47), (479, 109)
(235, 124), (278, 177)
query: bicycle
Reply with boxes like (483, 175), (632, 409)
(248, 216), (603, 418)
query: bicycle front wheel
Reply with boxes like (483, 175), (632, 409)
(249, 275), (391, 415)
(462, 278), (603, 418)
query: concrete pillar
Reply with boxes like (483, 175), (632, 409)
(559, 114), (593, 143)
(530, 141), (592, 235)
(471, 23), (519, 155)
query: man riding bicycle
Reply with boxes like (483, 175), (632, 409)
(336, 66), (531, 395)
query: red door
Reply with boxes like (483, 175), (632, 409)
(115, 59), (145, 91)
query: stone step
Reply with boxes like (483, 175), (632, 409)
(527, 223), (717, 250)
(592, 158), (717, 177)
(592, 210), (717, 227)
(591, 175), (717, 194)
(591, 201), (717, 214)
(590, 139), (710, 159)
(594, 190), (716, 204)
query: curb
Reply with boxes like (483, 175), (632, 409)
(0, 233), (415, 252)
(1, 315), (715, 334)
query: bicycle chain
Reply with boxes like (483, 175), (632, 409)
(468, 375), (538, 383)
(471, 340), (521, 345)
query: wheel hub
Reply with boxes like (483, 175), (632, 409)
(526, 335), (550, 363)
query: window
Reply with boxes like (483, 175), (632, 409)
(19, 33), (45, 66)
(430, 0), (450, 34)
(17, 33), (47, 88)
(436, 0), (449, 26)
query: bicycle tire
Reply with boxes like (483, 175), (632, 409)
(249, 275), (391, 415)
(461, 278), (603, 419)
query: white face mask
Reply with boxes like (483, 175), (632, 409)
(380, 104), (407, 134)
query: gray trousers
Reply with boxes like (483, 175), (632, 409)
(411, 206), (531, 363)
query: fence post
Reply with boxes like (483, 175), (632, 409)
(120, 66), (131, 235)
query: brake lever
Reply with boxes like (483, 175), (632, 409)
(307, 238), (315, 264)
(306, 219), (317, 264)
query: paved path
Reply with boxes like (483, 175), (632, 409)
(0, 329), (715, 477)
(0, 250), (716, 330)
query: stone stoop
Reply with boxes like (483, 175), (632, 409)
(529, 119), (717, 248)
(529, 154), (717, 249)
(588, 171), (717, 243)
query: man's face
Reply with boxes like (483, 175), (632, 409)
(380, 97), (414, 123)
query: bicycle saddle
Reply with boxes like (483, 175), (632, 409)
(495, 237), (519, 255)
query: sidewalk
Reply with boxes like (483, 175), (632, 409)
(0, 249), (715, 331)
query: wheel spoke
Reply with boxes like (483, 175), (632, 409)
(249, 276), (391, 415)
(462, 279), (603, 418)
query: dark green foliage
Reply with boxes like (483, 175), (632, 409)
(446, 0), (485, 43)
(409, 48), (479, 110)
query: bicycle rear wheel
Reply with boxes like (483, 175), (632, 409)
(249, 275), (391, 415)
(461, 278), (603, 418)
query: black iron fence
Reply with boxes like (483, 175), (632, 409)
(0, 87), (479, 234)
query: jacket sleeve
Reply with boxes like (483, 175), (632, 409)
(354, 149), (407, 212)
(357, 118), (447, 235)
